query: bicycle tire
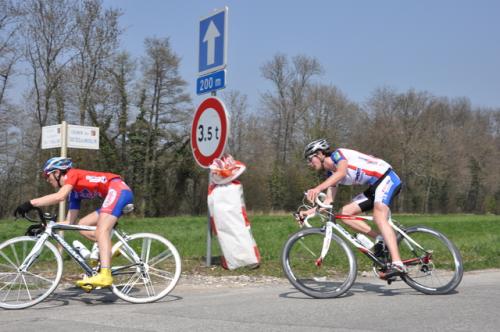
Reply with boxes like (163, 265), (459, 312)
(281, 227), (357, 298)
(0, 236), (63, 310)
(110, 233), (181, 303)
(398, 226), (463, 294)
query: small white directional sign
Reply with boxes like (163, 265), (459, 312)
(41, 124), (100, 150)
(198, 7), (228, 76)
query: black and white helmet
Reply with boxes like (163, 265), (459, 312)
(304, 139), (330, 160)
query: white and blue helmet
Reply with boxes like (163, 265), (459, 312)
(304, 139), (330, 160)
(43, 157), (73, 176)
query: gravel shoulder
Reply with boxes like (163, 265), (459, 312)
(176, 268), (500, 289)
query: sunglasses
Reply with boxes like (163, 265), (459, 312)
(307, 154), (317, 163)
(43, 171), (55, 179)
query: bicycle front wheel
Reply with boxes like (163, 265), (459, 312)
(398, 226), (463, 294)
(110, 233), (181, 303)
(281, 227), (357, 298)
(0, 236), (63, 309)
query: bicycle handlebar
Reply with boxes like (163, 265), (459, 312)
(315, 192), (333, 209)
(19, 207), (53, 225)
(303, 192), (333, 209)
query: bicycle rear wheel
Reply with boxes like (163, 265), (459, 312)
(110, 233), (181, 303)
(0, 236), (63, 309)
(398, 226), (463, 294)
(281, 227), (357, 298)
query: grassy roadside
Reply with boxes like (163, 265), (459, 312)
(1, 214), (499, 277)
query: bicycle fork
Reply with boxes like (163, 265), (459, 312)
(18, 233), (50, 272)
(315, 222), (334, 267)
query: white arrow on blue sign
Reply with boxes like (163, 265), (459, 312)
(198, 7), (227, 76)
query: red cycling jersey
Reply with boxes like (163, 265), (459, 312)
(63, 168), (121, 199)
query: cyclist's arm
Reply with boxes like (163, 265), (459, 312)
(324, 186), (337, 204)
(30, 184), (73, 207)
(307, 160), (347, 203)
(316, 159), (348, 192)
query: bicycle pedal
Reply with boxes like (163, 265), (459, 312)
(377, 271), (398, 282)
(81, 284), (94, 293)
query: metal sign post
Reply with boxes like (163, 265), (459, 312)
(191, 96), (229, 266)
(195, 7), (229, 267)
(41, 122), (100, 245)
(58, 121), (68, 223)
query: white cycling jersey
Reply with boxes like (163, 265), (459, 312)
(328, 148), (392, 186)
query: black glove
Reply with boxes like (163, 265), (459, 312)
(14, 201), (34, 217)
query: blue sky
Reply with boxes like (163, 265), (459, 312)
(95, 1), (500, 109)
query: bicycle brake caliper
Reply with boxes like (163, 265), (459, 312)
(316, 221), (334, 267)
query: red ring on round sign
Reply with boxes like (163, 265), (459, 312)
(191, 97), (229, 168)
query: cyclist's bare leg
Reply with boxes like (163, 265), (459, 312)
(340, 202), (378, 238)
(372, 202), (401, 262)
(77, 211), (99, 241)
(95, 212), (118, 268)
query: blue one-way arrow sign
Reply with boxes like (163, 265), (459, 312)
(198, 7), (227, 75)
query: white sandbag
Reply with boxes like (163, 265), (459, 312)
(208, 181), (260, 270)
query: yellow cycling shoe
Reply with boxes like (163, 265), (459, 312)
(76, 268), (113, 291)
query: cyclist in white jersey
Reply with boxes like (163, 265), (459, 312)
(301, 139), (406, 277)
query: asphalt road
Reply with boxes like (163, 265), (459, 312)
(1, 270), (499, 332)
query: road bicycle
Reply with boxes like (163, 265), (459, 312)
(0, 207), (181, 309)
(281, 193), (463, 298)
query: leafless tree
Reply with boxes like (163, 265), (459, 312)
(21, 0), (77, 129)
(260, 54), (322, 163)
(0, 0), (21, 110)
(222, 89), (248, 157)
(69, 0), (121, 125)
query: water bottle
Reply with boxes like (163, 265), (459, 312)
(89, 242), (100, 261)
(72, 240), (91, 259)
(355, 233), (374, 249)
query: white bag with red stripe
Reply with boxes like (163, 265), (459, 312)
(207, 156), (260, 270)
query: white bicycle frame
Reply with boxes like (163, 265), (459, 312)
(303, 194), (426, 264)
(19, 220), (140, 277)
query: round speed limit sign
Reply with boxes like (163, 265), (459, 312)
(191, 97), (229, 168)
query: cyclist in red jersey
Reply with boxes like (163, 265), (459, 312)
(14, 157), (134, 289)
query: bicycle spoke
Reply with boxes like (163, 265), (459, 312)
(0, 250), (19, 270)
(148, 267), (175, 280)
(20, 274), (33, 301)
(23, 270), (57, 285)
(1, 273), (20, 301)
(141, 238), (152, 263)
(148, 251), (173, 267)
(297, 238), (319, 257)
(120, 272), (142, 295)
(141, 271), (155, 297)
(10, 243), (21, 267)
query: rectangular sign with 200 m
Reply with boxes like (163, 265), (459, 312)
(197, 70), (226, 95)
